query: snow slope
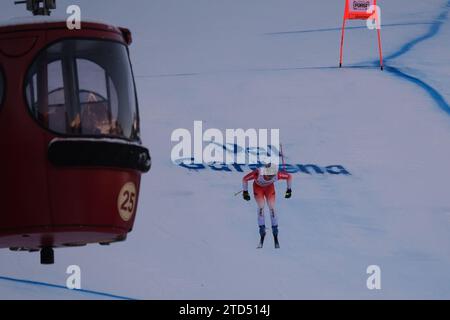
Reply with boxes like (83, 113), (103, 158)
(1, 0), (450, 299)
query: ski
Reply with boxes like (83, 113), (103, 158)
(274, 235), (280, 249)
(257, 235), (265, 249)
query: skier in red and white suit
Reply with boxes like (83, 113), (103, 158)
(242, 163), (292, 247)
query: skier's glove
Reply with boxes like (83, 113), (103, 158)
(285, 188), (292, 199)
(243, 191), (251, 201)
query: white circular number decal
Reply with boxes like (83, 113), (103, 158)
(117, 182), (137, 221)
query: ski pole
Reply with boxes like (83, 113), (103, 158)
(280, 143), (286, 172)
(234, 190), (243, 196)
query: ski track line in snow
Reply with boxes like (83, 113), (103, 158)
(384, 3), (450, 61)
(384, 66), (450, 117)
(381, 0), (450, 115)
(0, 276), (135, 300)
(265, 22), (434, 36)
(135, 65), (383, 79)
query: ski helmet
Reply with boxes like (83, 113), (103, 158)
(261, 163), (278, 176)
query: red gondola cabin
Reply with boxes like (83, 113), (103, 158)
(0, 0), (151, 264)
